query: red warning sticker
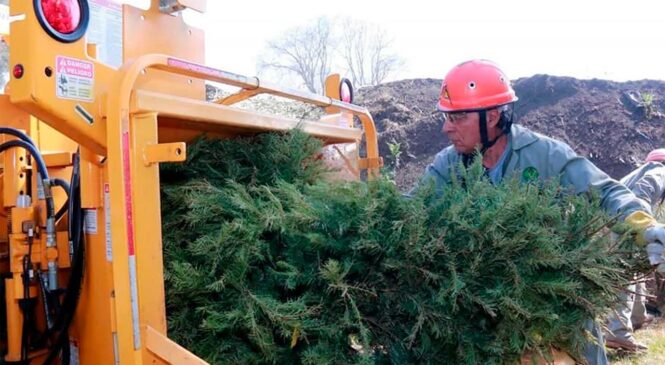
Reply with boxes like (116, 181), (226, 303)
(56, 56), (94, 102)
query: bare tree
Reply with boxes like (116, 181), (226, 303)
(257, 17), (403, 93)
(257, 17), (334, 94)
(340, 18), (404, 87)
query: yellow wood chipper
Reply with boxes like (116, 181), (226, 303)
(0, 1), (382, 363)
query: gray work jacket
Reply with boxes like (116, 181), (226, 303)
(621, 161), (665, 210)
(412, 124), (651, 217)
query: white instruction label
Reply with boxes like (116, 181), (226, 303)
(56, 56), (94, 102)
(84, 209), (98, 234)
(104, 184), (113, 262)
(0, 4), (9, 36)
(88, 0), (123, 68)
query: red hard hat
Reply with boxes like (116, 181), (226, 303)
(437, 59), (518, 112)
(646, 149), (665, 162)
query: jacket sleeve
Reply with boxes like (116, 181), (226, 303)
(629, 164), (665, 208)
(558, 146), (652, 218)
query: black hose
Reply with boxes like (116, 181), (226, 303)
(51, 178), (71, 222)
(51, 178), (70, 195)
(67, 157), (82, 264)
(31, 161), (81, 351)
(0, 129), (56, 220)
(54, 204), (69, 223)
(41, 152), (84, 365)
(0, 140), (54, 218)
(37, 270), (55, 331)
(0, 129), (53, 362)
(0, 128), (37, 147)
(0, 129), (72, 362)
(19, 232), (38, 363)
(20, 257), (30, 362)
(0, 140), (48, 181)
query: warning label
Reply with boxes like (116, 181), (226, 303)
(0, 4), (9, 36)
(104, 184), (112, 262)
(56, 56), (94, 102)
(88, 0), (123, 68)
(84, 209), (98, 235)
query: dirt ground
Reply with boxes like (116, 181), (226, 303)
(611, 317), (665, 365)
(356, 76), (665, 190)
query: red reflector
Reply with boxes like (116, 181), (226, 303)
(13, 64), (24, 79)
(340, 81), (352, 103)
(41, 0), (82, 34)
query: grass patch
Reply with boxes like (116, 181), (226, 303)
(611, 317), (665, 365)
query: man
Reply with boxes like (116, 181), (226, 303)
(411, 59), (665, 365)
(606, 149), (665, 351)
(623, 149), (665, 211)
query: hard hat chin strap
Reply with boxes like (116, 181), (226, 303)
(478, 110), (494, 152)
(462, 110), (509, 167)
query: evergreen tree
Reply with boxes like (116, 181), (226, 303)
(161, 131), (649, 364)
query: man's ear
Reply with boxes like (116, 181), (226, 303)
(486, 108), (502, 128)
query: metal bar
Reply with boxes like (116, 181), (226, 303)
(132, 55), (381, 176)
(215, 89), (263, 105)
(145, 326), (208, 365)
(132, 90), (363, 143)
(155, 57), (370, 114)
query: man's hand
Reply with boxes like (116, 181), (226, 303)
(625, 211), (665, 273)
(645, 225), (665, 272)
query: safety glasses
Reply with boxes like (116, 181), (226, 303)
(442, 112), (472, 123)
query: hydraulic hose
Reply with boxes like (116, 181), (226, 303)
(0, 127), (37, 147)
(51, 178), (71, 222)
(0, 139), (54, 218)
(0, 129), (60, 363)
(0, 129), (57, 223)
(51, 178), (71, 196)
(0, 128), (80, 364)
(42, 152), (84, 365)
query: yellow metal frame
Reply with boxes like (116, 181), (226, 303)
(2, 1), (382, 364)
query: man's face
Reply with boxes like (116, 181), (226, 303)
(442, 112), (481, 154)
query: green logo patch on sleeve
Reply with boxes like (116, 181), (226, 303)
(522, 166), (539, 182)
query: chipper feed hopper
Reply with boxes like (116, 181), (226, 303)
(0, 1), (381, 363)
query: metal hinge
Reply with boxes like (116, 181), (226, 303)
(143, 143), (186, 166)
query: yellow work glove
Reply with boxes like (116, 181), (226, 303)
(625, 211), (665, 272)
(625, 211), (659, 241)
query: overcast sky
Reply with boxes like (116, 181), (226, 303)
(122, 0), (665, 82)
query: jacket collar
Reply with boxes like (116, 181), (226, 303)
(510, 125), (539, 151)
